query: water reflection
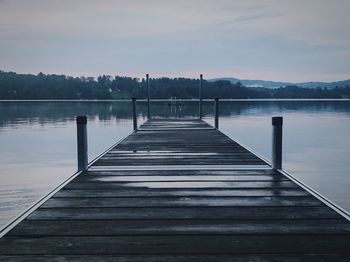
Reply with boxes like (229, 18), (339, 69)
(0, 101), (136, 129)
(1, 100), (350, 130)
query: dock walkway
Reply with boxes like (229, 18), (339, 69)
(1, 119), (350, 261)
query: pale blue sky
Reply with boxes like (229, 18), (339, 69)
(0, 0), (349, 82)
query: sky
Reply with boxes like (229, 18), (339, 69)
(0, 0), (349, 82)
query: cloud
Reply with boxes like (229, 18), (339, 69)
(0, 0), (349, 82)
(218, 13), (280, 26)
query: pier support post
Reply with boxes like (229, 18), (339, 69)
(132, 97), (138, 131)
(214, 97), (219, 129)
(272, 116), (283, 170)
(199, 74), (203, 119)
(146, 74), (151, 119)
(76, 116), (88, 171)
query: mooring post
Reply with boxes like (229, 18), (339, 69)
(76, 116), (88, 172)
(146, 74), (151, 119)
(214, 97), (219, 129)
(272, 116), (283, 170)
(199, 74), (203, 119)
(132, 97), (137, 131)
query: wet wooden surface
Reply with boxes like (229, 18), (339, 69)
(93, 119), (266, 166)
(1, 119), (349, 261)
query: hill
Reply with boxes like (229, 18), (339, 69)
(1, 70), (350, 100)
(210, 77), (350, 89)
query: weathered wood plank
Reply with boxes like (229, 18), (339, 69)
(111, 146), (253, 150)
(1, 235), (350, 254)
(28, 206), (340, 220)
(97, 156), (264, 160)
(84, 169), (281, 176)
(74, 175), (289, 182)
(1, 254), (350, 262)
(106, 150), (254, 155)
(41, 196), (323, 208)
(93, 158), (266, 165)
(55, 188), (310, 197)
(99, 156), (264, 161)
(9, 219), (350, 236)
(107, 149), (262, 154)
(63, 181), (299, 189)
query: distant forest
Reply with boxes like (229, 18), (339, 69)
(1, 71), (350, 100)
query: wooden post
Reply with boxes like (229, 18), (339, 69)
(132, 97), (137, 131)
(214, 97), (219, 129)
(272, 116), (283, 170)
(76, 116), (88, 171)
(146, 74), (151, 119)
(199, 74), (203, 119)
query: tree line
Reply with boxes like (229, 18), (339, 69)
(0, 71), (349, 99)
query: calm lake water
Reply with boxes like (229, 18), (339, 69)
(1, 100), (350, 229)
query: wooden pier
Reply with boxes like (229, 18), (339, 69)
(1, 118), (350, 261)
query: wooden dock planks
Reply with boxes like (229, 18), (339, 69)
(94, 120), (266, 166)
(1, 119), (350, 261)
